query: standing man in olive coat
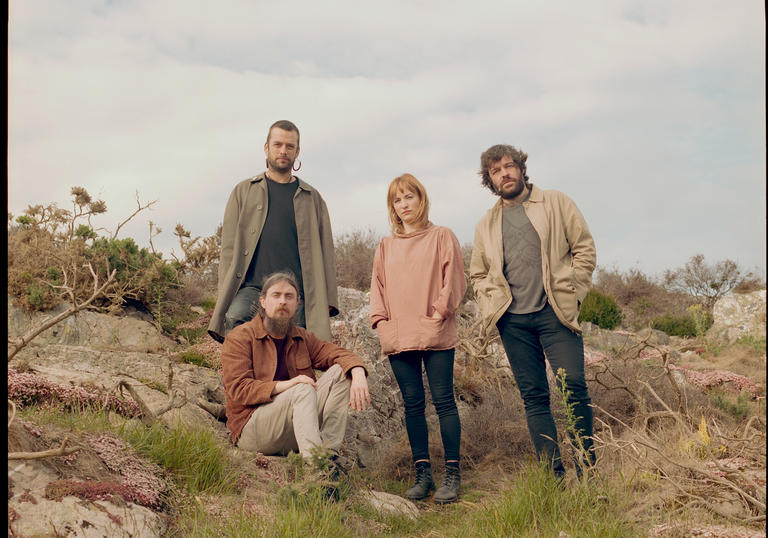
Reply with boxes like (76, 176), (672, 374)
(208, 120), (339, 343)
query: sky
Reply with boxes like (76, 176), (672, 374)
(8, 1), (766, 279)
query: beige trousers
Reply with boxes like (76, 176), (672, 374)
(236, 364), (351, 458)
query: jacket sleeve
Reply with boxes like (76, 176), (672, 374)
(221, 332), (277, 406)
(469, 220), (493, 297)
(317, 194), (339, 317)
(560, 194), (596, 303)
(305, 332), (368, 376)
(432, 229), (467, 318)
(369, 242), (389, 329)
(218, 187), (239, 296)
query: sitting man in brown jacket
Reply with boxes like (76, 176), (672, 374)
(221, 271), (370, 462)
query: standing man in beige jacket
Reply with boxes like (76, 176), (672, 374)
(208, 120), (339, 343)
(469, 144), (596, 479)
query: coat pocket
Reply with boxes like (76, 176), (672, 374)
(376, 319), (398, 356)
(418, 315), (447, 349)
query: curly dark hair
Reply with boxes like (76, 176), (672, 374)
(478, 144), (529, 193)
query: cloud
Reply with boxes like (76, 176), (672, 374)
(8, 0), (765, 277)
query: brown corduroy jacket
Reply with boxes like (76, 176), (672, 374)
(221, 315), (367, 445)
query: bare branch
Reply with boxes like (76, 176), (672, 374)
(8, 266), (117, 361)
(8, 437), (81, 460)
(111, 192), (157, 240)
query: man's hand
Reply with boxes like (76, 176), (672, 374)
(272, 374), (316, 395)
(348, 366), (370, 411)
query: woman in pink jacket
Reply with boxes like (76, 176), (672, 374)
(370, 173), (467, 504)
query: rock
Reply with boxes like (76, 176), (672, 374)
(9, 344), (230, 439)
(9, 494), (166, 537)
(359, 490), (420, 519)
(331, 288), (406, 468)
(708, 290), (766, 343)
(7, 296), (176, 353)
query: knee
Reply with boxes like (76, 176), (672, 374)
(288, 382), (317, 403)
(327, 363), (345, 381)
(401, 392), (426, 415)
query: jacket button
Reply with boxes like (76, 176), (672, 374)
(236, 272), (242, 278)
(257, 204), (263, 210)
(243, 250), (248, 256)
(250, 229), (256, 234)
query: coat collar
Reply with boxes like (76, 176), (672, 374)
(490, 183), (542, 213)
(250, 172), (314, 193)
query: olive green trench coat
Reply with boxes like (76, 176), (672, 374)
(208, 173), (339, 342)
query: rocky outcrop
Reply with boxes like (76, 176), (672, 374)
(708, 290), (766, 343)
(7, 295), (177, 353)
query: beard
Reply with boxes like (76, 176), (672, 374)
(267, 155), (294, 173)
(264, 310), (294, 337)
(498, 179), (527, 200)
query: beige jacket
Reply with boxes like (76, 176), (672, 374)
(369, 223), (467, 355)
(221, 314), (367, 444)
(208, 173), (338, 342)
(469, 185), (596, 333)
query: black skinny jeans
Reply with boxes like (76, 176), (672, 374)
(496, 303), (594, 476)
(388, 349), (461, 462)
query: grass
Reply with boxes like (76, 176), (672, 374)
(463, 464), (637, 537)
(709, 389), (751, 420)
(179, 350), (212, 367)
(734, 334), (767, 352)
(119, 420), (239, 495)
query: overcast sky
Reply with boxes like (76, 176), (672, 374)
(8, 1), (766, 279)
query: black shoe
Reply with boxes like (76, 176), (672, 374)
(404, 461), (435, 501)
(434, 464), (460, 504)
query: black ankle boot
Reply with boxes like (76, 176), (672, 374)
(434, 463), (460, 504)
(404, 461), (435, 501)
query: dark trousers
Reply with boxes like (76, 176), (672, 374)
(389, 349), (461, 462)
(224, 286), (306, 335)
(496, 302), (594, 476)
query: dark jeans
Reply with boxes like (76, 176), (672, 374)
(389, 349), (461, 463)
(496, 302), (594, 476)
(224, 286), (306, 335)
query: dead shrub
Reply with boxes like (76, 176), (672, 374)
(334, 228), (381, 291)
(595, 266), (694, 330)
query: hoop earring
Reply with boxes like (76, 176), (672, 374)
(293, 160), (302, 172)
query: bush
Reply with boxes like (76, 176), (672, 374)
(651, 313), (697, 337)
(652, 305), (713, 338)
(334, 228), (381, 290)
(578, 289), (622, 329)
(594, 266), (693, 329)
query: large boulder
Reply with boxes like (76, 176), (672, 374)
(708, 290), (766, 343)
(7, 295), (177, 353)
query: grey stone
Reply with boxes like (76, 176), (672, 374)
(708, 290), (766, 343)
(359, 490), (420, 519)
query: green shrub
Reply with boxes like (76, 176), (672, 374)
(578, 289), (622, 329)
(652, 309), (713, 338)
(85, 236), (181, 307)
(651, 314), (697, 337)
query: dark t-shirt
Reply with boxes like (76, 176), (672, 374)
(243, 177), (304, 295)
(272, 336), (290, 381)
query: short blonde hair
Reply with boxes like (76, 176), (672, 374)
(387, 174), (430, 234)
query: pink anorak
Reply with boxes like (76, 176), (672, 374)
(369, 223), (467, 355)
